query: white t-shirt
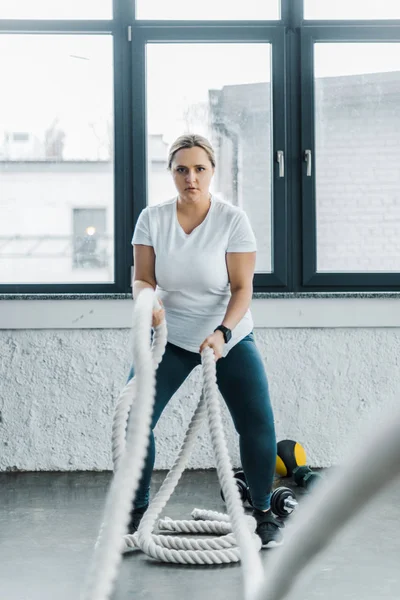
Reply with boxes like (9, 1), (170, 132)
(132, 196), (257, 356)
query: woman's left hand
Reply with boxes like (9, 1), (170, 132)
(199, 331), (225, 361)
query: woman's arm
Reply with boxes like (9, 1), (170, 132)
(221, 252), (256, 331)
(132, 245), (164, 326)
(132, 245), (156, 300)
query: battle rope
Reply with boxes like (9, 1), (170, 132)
(82, 288), (264, 600)
(82, 286), (400, 600)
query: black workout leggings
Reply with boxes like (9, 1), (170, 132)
(127, 332), (277, 511)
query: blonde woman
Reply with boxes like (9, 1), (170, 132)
(128, 134), (282, 548)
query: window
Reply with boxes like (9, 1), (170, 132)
(146, 43), (274, 273)
(10, 133), (29, 142)
(314, 43), (400, 273)
(301, 22), (400, 289)
(0, 34), (114, 285)
(304, 0), (400, 20)
(0, 0), (112, 20)
(2, 1), (400, 295)
(73, 208), (109, 270)
(136, 0), (280, 21)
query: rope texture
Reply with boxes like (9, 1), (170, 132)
(82, 288), (263, 600)
(82, 291), (158, 600)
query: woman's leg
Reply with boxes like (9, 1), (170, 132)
(126, 342), (200, 509)
(216, 333), (276, 511)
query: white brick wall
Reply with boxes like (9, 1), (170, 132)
(315, 73), (400, 271)
(212, 72), (400, 273)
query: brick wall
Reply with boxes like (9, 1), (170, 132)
(315, 72), (400, 271)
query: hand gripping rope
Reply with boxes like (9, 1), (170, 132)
(82, 287), (400, 600)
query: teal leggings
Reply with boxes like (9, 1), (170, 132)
(127, 332), (277, 511)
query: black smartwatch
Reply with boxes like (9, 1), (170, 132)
(214, 325), (232, 344)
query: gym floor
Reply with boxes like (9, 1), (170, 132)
(0, 469), (399, 600)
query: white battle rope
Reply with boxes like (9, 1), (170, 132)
(82, 287), (400, 600)
(82, 288), (264, 600)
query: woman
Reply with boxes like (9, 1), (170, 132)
(128, 134), (282, 548)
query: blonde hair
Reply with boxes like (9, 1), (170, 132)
(168, 134), (216, 170)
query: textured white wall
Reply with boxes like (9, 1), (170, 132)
(0, 327), (398, 472)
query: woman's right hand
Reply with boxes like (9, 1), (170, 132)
(152, 300), (165, 328)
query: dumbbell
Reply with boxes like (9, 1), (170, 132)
(270, 486), (298, 518)
(220, 471), (298, 519)
(293, 465), (324, 490)
(220, 471), (248, 504)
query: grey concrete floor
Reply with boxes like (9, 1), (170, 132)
(0, 470), (399, 600)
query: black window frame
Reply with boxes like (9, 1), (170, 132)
(131, 24), (288, 292)
(1, 0), (400, 295)
(0, 11), (128, 294)
(300, 24), (400, 292)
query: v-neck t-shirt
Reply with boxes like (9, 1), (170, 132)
(132, 196), (257, 356)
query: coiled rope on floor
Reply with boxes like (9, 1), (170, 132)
(82, 288), (264, 600)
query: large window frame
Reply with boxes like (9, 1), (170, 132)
(131, 25), (288, 291)
(0, 14), (129, 294)
(301, 25), (400, 291)
(1, 0), (400, 295)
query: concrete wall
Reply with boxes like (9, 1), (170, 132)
(1, 325), (397, 472)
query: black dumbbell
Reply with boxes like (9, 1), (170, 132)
(220, 471), (249, 504)
(270, 486), (298, 518)
(220, 472), (298, 519)
(293, 465), (324, 490)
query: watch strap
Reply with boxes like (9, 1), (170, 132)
(214, 325), (232, 344)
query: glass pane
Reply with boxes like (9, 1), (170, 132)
(146, 43), (273, 273)
(0, 0), (112, 20)
(314, 43), (400, 272)
(305, 0), (400, 20)
(0, 35), (114, 284)
(136, 0), (279, 20)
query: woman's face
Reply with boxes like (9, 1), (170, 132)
(171, 146), (214, 203)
